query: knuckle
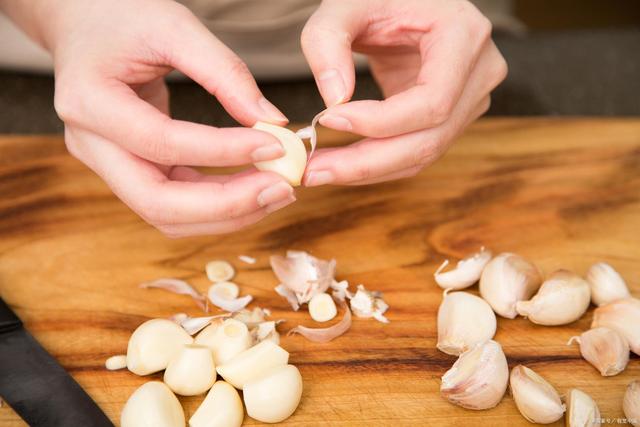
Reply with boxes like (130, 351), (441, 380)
(429, 99), (454, 126)
(494, 56), (509, 84)
(475, 16), (493, 40)
(225, 57), (252, 81)
(412, 140), (439, 167)
(301, 24), (350, 49)
(480, 96), (492, 115)
(53, 80), (79, 124)
(148, 120), (179, 165)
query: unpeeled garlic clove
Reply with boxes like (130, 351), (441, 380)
(515, 270), (591, 326)
(243, 364), (303, 423)
(434, 247), (493, 290)
(566, 388), (601, 427)
(308, 292), (337, 322)
(253, 121), (307, 186)
(623, 380), (640, 427)
(440, 340), (509, 410)
(567, 327), (629, 376)
(163, 344), (216, 396)
(216, 340), (289, 389)
(437, 291), (496, 356)
(194, 318), (252, 365)
(591, 298), (640, 355)
(479, 253), (543, 318)
(586, 262), (630, 306)
(189, 381), (244, 427)
(126, 319), (193, 376)
(121, 381), (185, 427)
(510, 365), (565, 424)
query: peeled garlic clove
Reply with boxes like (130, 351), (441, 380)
(308, 292), (337, 322)
(244, 364), (303, 423)
(163, 344), (216, 396)
(105, 354), (127, 371)
(189, 381), (244, 427)
(437, 291), (496, 356)
(194, 318), (252, 365)
(624, 381), (640, 427)
(568, 327), (629, 376)
(510, 365), (565, 424)
(515, 270), (591, 326)
(440, 340), (509, 410)
(126, 319), (193, 376)
(591, 298), (640, 355)
(206, 260), (235, 282)
(586, 262), (630, 306)
(121, 381), (185, 427)
(209, 281), (240, 300)
(434, 247), (493, 290)
(479, 253), (543, 318)
(566, 388), (601, 427)
(253, 121), (307, 186)
(216, 340), (289, 389)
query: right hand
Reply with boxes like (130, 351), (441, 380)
(45, 0), (296, 237)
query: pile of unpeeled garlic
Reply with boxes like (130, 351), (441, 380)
(435, 248), (640, 425)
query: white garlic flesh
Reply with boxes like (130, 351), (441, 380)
(126, 319), (193, 376)
(568, 327), (629, 376)
(591, 298), (640, 355)
(121, 381), (185, 427)
(243, 364), (303, 423)
(209, 281), (240, 300)
(105, 354), (127, 371)
(434, 247), (492, 290)
(440, 340), (509, 410)
(163, 344), (216, 396)
(437, 291), (496, 356)
(623, 380), (640, 427)
(308, 293), (337, 322)
(205, 260), (235, 282)
(479, 252), (543, 318)
(189, 381), (244, 427)
(510, 365), (565, 424)
(253, 121), (307, 186)
(586, 262), (630, 306)
(515, 269), (591, 326)
(566, 388), (601, 427)
(216, 340), (289, 389)
(194, 319), (252, 366)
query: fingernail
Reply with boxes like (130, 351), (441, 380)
(258, 97), (288, 124)
(305, 170), (334, 187)
(257, 181), (294, 207)
(319, 114), (352, 132)
(266, 194), (296, 214)
(319, 69), (346, 107)
(251, 144), (285, 162)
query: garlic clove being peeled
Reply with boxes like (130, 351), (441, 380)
(565, 388), (601, 427)
(189, 381), (244, 427)
(437, 291), (496, 356)
(253, 122), (307, 186)
(308, 292), (337, 322)
(127, 319), (193, 376)
(591, 298), (640, 355)
(440, 340), (509, 410)
(623, 380), (640, 427)
(243, 364), (303, 423)
(510, 365), (565, 424)
(121, 381), (185, 427)
(586, 262), (630, 306)
(479, 253), (543, 318)
(515, 270), (591, 326)
(567, 327), (629, 376)
(216, 340), (289, 389)
(194, 318), (252, 365)
(163, 344), (216, 396)
(434, 247), (493, 290)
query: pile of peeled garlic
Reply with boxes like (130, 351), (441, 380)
(434, 248), (639, 424)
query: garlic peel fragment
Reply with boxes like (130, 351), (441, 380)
(275, 284), (300, 311)
(105, 355), (127, 371)
(623, 380), (640, 427)
(586, 262), (630, 306)
(288, 301), (351, 343)
(591, 298), (640, 355)
(253, 121), (307, 186)
(568, 327), (629, 376)
(207, 284), (252, 313)
(295, 109), (325, 160)
(238, 255), (257, 265)
(510, 365), (565, 424)
(270, 251), (336, 304)
(566, 388), (601, 427)
(177, 314), (229, 335)
(349, 284), (389, 324)
(140, 278), (206, 311)
(434, 247), (492, 290)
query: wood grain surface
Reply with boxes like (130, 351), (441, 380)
(0, 118), (639, 426)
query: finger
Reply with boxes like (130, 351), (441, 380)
(346, 165), (424, 186)
(159, 207), (276, 238)
(301, 1), (363, 106)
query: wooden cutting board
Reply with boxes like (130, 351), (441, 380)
(0, 118), (638, 426)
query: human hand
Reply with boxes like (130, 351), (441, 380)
(301, 0), (507, 186)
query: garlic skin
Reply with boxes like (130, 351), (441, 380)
(163, 344), (216, 396)
(586, 262), (630, 306)
(566, 388), (601, 427)
(216, 340), (289, 389)
(515, 270), (591, 326)
(591, 298), (640, 355)
(243, 364), (303, 423)
(437, 291), (496, 356)
(623, 381), (640, 427)
(440, 340), (509, 410)
(194, 319), (252, 365)
(434, 247), (493, 290)
(121, 381), (185, 427)
(308, 292), (337, 322)
(189, 381), (244, 427)
(568, 327), (629, 376)
(479, 253), (543, 318)
(253, 121), (307, 186)
(510, 365), (565, 424)
(127, 319), (193, 376)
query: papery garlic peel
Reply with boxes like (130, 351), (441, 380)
(163, 344), (216, 396)
(189, 381), (244, 427)
(568, 327), (629, 376)
(434, 247), (493, 290)
(243, 364), (303, 423)
(216, 340), (289, 389)
(253, 122), (307, 186)
(591, 298), (640, 356)
(623, 380), (640, 427)
(509, 365), (565, 424)
(586, 262), (630, 306)
(566, 388), (601, 427)
(121, 381), (185, 427)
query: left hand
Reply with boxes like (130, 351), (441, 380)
(301, 0), (507, 186)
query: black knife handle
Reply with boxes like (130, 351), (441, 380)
(0, 297), (22, 334)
